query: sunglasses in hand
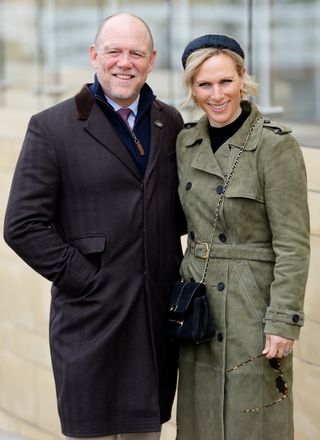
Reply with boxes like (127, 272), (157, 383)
(227, 353), (288, 413)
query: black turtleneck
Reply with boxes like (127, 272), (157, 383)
(208, 107), (251, 154)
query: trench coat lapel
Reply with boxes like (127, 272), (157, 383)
(84, 103), (141, 180)
(188, 116), (225, 179)
(190, 108), (264, 179)
(191, 138), (225, 179)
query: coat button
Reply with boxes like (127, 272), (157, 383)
(292, 314), (300, 323)
(189, 230), (195, 241)
(217, 332), (223, 342)
(219, 233), (226, 243)
(217, 282), (225, 292)
(185, 182), (192, 191)
(216, 185), (224, 195)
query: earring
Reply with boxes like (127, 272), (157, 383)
(240, 89), (244, 98)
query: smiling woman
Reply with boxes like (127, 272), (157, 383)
(191, 53), (244, 128)
(175, 33), (310, 440)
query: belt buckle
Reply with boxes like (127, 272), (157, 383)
(195, 242), (209, 259)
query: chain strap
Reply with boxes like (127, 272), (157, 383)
(200, 118), (261, 284)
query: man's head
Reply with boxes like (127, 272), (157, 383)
(89, 13), (157, 107)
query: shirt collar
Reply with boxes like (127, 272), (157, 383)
(105, 95), (140, 117)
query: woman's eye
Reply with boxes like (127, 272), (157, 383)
(198, 82), (210, 88)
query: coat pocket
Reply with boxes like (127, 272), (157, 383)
(225, 188), (264, 203)
(235, 260), (269, 322)
(69, 234), (106, 270)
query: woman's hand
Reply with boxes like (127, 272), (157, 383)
(262, 334), (294, 359)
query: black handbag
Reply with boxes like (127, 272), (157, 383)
(166, 281), (215, 344)
(166, 118), (261, 344)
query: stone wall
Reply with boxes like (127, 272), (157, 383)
(0, 113), (319, 439)
(293, 147), (320, 440)
(0, 110), (63, 440)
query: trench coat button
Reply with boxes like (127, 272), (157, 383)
(217, 332), (223, 342)
(219, 233), (226, 243)
(292, 314), (300, 323)
(216, 185), (224, 195)
(189, 230), (195, 241)
(185, 182), (192, 191)
(217, 282), (225, 292)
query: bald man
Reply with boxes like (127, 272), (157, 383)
(4, 13), (184, 440)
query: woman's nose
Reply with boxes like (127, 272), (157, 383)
(210, 85), (223, 100)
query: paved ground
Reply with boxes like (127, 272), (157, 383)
(0, 432), (28, 440)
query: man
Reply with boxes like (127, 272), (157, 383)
(4, 13), (184, 440)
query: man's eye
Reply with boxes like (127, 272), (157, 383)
(101, 49), (120, 56)
(131, 52), (144, 59)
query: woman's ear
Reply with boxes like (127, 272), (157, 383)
(240, 67), (246, 88)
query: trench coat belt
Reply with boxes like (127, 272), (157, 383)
(188, 239), (276, 262)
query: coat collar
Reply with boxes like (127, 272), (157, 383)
(227, 102), (264, 151)
(190, 130), (225, 179)
(74, 84), (166, 181)
(184, 102), (264, 179)
(75, 84), (96, 120)
(143, 101), (166, 182)
(185, 101), (264, 152)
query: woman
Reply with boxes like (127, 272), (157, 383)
(175, 34), (310, 440)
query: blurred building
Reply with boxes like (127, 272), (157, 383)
(0, 1), (319, 439)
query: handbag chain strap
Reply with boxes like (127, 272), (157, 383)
(200, 118), (261, 284)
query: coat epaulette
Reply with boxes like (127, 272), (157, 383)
(263, 119), (292, 135)
(184, 122), (197, 129)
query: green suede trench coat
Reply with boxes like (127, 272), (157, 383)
(175, 102), (310, 440)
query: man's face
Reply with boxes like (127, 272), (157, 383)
(90, 15), (157, 107)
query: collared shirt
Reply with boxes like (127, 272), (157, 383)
(105, 95), (140, 130)
(89, 76), (156, 177)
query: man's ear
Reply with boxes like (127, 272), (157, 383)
(147, 49), (157, 73)
(89, 45), (98, 69)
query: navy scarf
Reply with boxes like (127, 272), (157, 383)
(89, 75), (156, 177)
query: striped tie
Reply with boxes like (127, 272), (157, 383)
(117, 108), (132, 130)
(116, 107), (145, 156)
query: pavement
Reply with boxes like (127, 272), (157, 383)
(0, 432), (29, 440)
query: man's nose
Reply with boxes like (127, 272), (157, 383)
(117, 52), (132, 68)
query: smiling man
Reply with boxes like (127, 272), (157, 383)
(90, 14), (157, 108)
(4, 13), (184, 440)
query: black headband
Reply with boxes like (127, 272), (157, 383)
(181, 34), (244, 69)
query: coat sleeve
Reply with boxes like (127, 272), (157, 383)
(3, 114), (97, 294)
(261, 130), (310, 340)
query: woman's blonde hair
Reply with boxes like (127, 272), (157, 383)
(182, 48), (258, 108)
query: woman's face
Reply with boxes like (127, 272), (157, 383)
(192, 53), (245, 128)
